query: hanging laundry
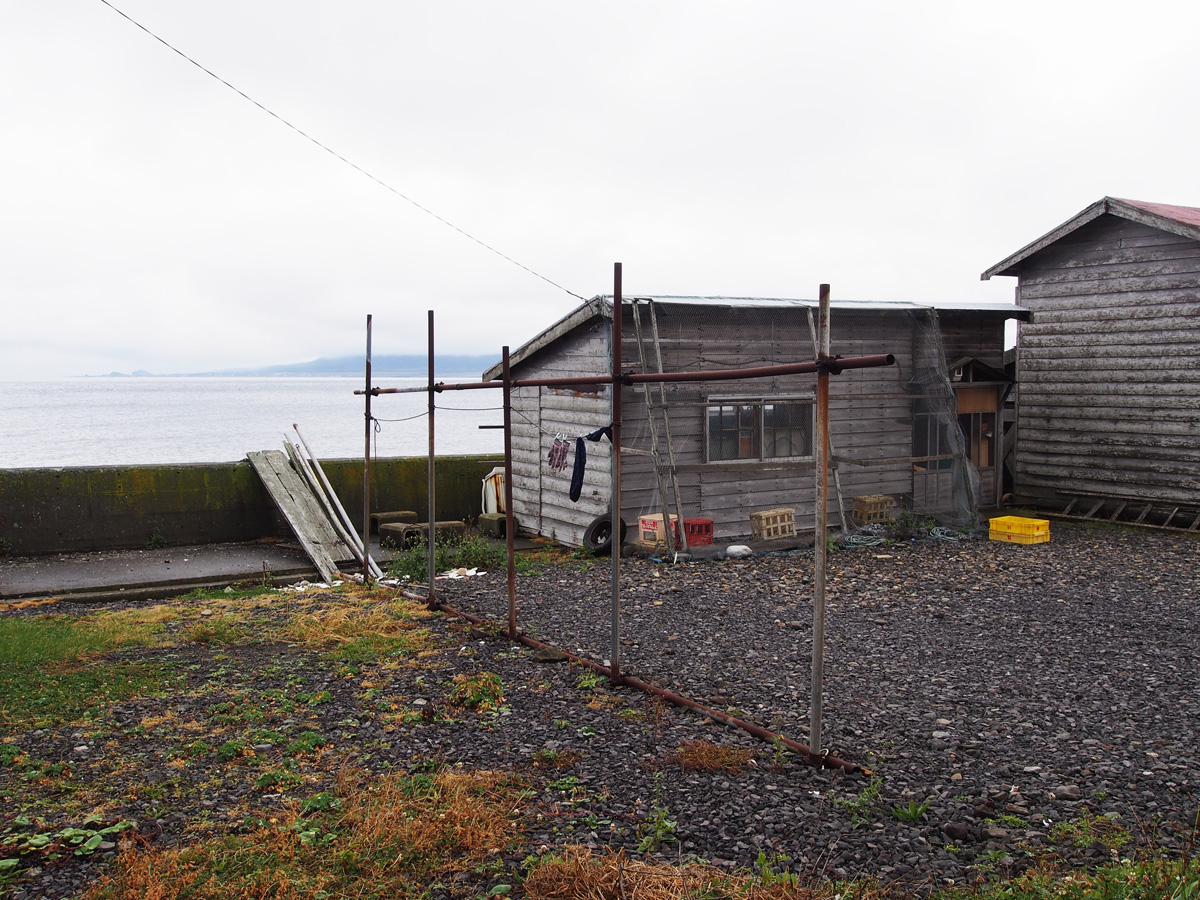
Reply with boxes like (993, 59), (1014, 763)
(569, 425), (614, 502)
(547, 435), (571, 471)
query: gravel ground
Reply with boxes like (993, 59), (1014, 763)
(3, 521), (1198, 897)
(435, 522), (1200, 884)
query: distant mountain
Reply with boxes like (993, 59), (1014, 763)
(94, 355), (499, 378)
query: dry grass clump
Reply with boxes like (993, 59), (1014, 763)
(669, 739), (755, 773)
(523, 848), (853, 900)
(82, 767), (527, 900)
(277, 596), (434, 661)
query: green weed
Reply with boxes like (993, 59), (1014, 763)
(448, 672), (504, 711)
(635, 772), (677, 854)
(386, 532), (535, 581)
(833, 775), (883, 829)
(892, 799), (930, 823)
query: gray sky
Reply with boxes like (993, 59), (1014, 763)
(4, 1), (1197, 379)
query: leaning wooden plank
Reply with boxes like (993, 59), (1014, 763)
(247, 450), (340, 583)
(283, 442), (363, 567)
(285, 439), (382, 579)
(260, 450), (351, 558)
(293, 426), (385, 581)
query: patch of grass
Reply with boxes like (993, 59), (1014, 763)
(528, 748), (582, 771)
(945, 854), (1200, 899)
(253, 764), (304, 792)
(278, 599), (433, 663)
(181, 615), (247, 645)
(0, 612), (177, 731)
(669, 739), (754, 774)
(83, 768), (527, 899)
(284, 731), (329, 757)
(386, 532), (536, 581)
(1050, 808), (1133, 852)
(667, 739), (748, 777)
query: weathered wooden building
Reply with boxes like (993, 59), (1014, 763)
(982, 197), (1200, 524)
(483, 296), (1025, 547)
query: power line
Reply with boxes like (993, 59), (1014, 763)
(96, 0), (587, 302)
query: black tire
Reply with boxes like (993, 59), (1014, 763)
(582, 514), (628, 555)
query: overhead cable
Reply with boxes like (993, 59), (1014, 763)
(96, 0), (586, 302)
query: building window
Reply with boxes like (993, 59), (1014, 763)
(707, 400), (813, 462)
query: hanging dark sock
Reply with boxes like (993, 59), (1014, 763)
(569, 437), (587, 502)
(584, 425), (613, 443)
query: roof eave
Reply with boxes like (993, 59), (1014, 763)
(982, 196), (1200, 281)
(981, 198), (1108, 280)
(481, 296), (608, 381)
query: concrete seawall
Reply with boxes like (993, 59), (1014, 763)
(0, 454), (502, 556)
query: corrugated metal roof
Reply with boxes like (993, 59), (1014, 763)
(1116, 197), (1200, 230)
(613, 295), (1027, 315)
(983, 196), (1200, 279)
(482, 294), (1027, 380)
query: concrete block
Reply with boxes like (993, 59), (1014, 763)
(379, 520), (467, 548)
(370, 510), (418, 532)
(478, 512), (518, 538)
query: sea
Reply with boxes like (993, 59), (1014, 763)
(0, 377), (503, 469)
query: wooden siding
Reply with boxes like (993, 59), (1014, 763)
(504, 303), (1012, 545)
(507, 323), (612, 547)
(1012, 216), (1200, 506)
(618, 306), (927, 538)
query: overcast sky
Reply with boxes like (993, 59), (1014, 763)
(4, 1), (1198, 379)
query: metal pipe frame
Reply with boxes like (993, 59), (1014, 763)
(402, 589), (869, 776)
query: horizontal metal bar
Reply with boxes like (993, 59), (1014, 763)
(358, 353), (896, 395)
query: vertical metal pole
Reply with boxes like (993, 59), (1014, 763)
(362, 315), (373, 584)
(610, 262), (623, 683)
(502, 346), (517, 641)
(427, 311), (437, 607)
(810, 284), (831, 754)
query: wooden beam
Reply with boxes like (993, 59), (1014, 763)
(247, 450), (350, 583)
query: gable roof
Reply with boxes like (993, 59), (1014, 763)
(982, 196), (1200, 280)
(482, 295), (1028, 381)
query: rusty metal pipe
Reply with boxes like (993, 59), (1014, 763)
(357, 353), (895, 395)
(502, 346), (516, 641)
(400, 589), (868, 776)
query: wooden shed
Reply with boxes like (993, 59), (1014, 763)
(483, 296), (1025, 547)
(982, 197), (1200, 526)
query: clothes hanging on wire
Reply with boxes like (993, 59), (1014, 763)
(569, 425), (614, 502)
(547, 435), (571, 471)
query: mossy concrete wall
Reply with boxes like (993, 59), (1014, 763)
(0, 455), (501, 556)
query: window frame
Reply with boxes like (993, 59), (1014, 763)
(704, 395), (815, 464)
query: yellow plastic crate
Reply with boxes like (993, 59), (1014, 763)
(751, 508), (796, 540)
(989, 516), (1050, 544)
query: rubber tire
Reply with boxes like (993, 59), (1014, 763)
(582, 514), (628, 556)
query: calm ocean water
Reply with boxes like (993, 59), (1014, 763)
(0, 377), (503, 468)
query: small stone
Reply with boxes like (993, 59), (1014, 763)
(942, 822), (970, 842)
(1052, 784), (1083, 801)
(531, 648), (567, 663)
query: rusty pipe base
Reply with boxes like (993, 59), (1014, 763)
(400, 589), (869, 776)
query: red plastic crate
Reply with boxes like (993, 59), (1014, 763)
(684, 518), (715, 546)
